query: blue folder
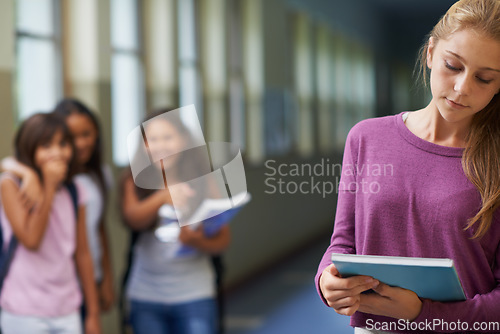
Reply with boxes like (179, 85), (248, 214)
(331, 253), (466, 302)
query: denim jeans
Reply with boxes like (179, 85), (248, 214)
(130, 298), (217, 334)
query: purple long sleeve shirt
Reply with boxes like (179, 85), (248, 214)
(316, 113), (500, 333)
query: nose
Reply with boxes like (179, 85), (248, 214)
(75, 137), (87, 151)
(48, 144), (66, 159)
(454, 73), (473, 96)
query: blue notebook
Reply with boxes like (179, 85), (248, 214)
(331, 253), (466, 302)
(158, 192), (251, 256)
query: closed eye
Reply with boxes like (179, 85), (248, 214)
(445, 62), (493, 84)
(445, 62), (460, 71)
(477, 77), (493, 84)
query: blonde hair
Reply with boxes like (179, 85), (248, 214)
(417, 0), (500, 238)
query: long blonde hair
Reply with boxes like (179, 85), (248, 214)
(417, 0), (500, 239)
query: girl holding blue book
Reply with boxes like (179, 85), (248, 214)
(120, 108), (230, 334)
(317, 0), (500, 332)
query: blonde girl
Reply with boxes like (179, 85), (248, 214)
(317, 0), (500, 332)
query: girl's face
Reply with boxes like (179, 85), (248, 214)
(34, 130), (72, 168)
(66, 113), (98, 165)
(427, 29), (500, 124)
(145, 119), (186, 171)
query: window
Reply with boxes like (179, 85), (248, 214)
(200, 0), (227, 142)
(111, 0), (145, 166)
(16, 0), (62, 120)
(293, 12), (314, 157)
(241, 0), (265, 163)
(392, 64), (411, 113)
(228, 0), (246, 151)
(316, 23), (333, 154)
(177, 0), (203, 134)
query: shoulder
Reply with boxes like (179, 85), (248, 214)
(120, 168), (137, 196)
(0, 172), (20, 189)
(119, 168), (133, 186)
(342, 114), (402, 160)
(102, 164), (114, 189)
(347, 114), (400, 141)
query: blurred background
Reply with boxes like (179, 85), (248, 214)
(0, 0), (456, 333)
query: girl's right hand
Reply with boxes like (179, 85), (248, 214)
(319, 263), (379, 316)
(41, 159), (68, 189)
(84, 314), (101, 334)
(19, 168), (42, 210)
(168, 183), (195, 209)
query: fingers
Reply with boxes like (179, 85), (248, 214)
(179, 183), (195, 197)
(335, 298), (361, 316)
(19, 189), (38, 211)
(327, 263), (339, 276)
(326, 280), (378, 309)
(42, 160), (68, 186)
(170, 183), (196, 208)
(320, 264), (379, 315)
(372, 281), (390, 296)
(322, 266), (377, 291)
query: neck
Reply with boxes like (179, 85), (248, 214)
(406, 101), (472, 148)
(163, 167), (179, 185)
(75, 164), (87, 174)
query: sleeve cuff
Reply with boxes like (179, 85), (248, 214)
(412, 298), (431, 323)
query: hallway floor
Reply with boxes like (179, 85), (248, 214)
(224, 237), (353, 334)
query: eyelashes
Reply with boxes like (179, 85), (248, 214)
(445, 62), (459, 71)
(444, 61), (493, 84)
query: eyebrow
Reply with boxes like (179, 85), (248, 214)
(445, 50), (500, 72)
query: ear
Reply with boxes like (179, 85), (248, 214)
(426, 37), (435, 69)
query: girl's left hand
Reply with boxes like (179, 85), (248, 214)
(99, 276), (115, 312)
(358, 282), (422, 321)
(178, 226), (204, 247)
(84, 314), (101, 334)
(19, 168), (42, 210)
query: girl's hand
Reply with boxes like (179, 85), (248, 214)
(19, 169), (42, 210)
(41, 159), (67, 189)
(319, 264), (379, 316)
(178, 226), (204, 247)
(99, 276), (115, 312)
(359, 282), (422, 321)
(84, 314), (101, 334)
(169, 183), (195, 211)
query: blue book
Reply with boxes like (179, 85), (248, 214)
(176, 195), (251, 256)
(331, 253), (466, 302)
(156, 192), (251, 256)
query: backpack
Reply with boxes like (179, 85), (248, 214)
(0, 181), (78, 294)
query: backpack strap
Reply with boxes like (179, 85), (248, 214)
(0, 175), (20, 294)
(0, 234), (18, 294)
(65, 181), (79, 221)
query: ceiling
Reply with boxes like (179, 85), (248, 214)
(363, 0), (458, 62)
(287, 0), (458, 62)
(369, 0), (457, 33)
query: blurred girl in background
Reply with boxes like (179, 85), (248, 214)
(120, 108), (230, 334)
(0, 112), (100, 334)
(1, 98), (115, 314)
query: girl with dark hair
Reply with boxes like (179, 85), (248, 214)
(316, 0), (500, 332)
(119, 108), (230, 334)
(0, 113), (100, 333)
(1, 98), (115, 313)
(54, 98), (115, 312)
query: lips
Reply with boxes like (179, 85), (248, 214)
(446, 98), (468, 109)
